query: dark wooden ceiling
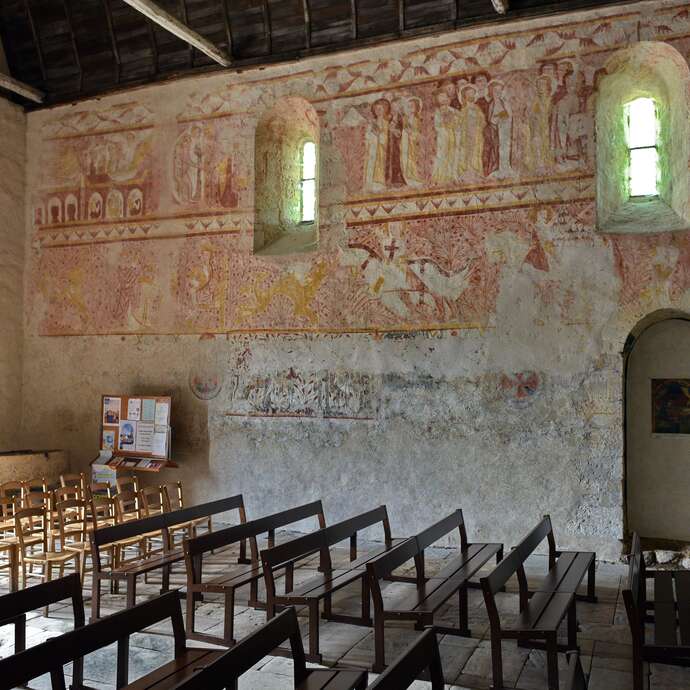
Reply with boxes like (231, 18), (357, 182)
(0, 0), (629, 107)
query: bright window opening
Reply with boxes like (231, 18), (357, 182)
(625, 97), (659, 197)
(300, 141), (316, 223)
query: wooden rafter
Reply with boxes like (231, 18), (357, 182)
(101, 0), (121, 83)
(62, 0), (83, 91)
(221, 0), (233, 57)
(398, 0), (405, 34)
(122, 0), (231, 66)
(23, 0), (46, 82)
(0, 72), (44, 103)
(261, 0), (272, 54)
(350, 0), (357, 39)
(491, 0), (509, 14)
(302, 0), (312, 49)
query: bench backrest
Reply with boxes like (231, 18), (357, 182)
(416, 509), (467, 552)
(261, 527), (326, 573)
(92, 494), (246, 552)
(622, 532), (646, 646)
(184, 501), (326, 585)
(368, 628), (444, 689)
(184, 500), (325, 560)
(0, 573), (83, 629)
(482, 515), (553, 597)
(0, 591), (185, 690)
(324, 505), (392, 563)
(162, 607), (309, 689)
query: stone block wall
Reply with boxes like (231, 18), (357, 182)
(0, 97), (25, 449)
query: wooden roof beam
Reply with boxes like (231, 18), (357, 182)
(122, 0), (231, 66)
(491, 0), (509, 14)
(0, 72), (44, 103)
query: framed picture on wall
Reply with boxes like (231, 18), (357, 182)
(651, 379), (690, 434)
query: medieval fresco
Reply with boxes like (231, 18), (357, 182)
(26, 2), (690, 337)
(652, 379), (690, 434)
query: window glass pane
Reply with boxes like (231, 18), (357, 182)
(626, 97), (657, 149)
(301, 179), (316, 222)
(629, 147), (658, 196)
(302, 141), (316, 180)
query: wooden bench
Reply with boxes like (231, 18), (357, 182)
(0, 590), (225, 690)
(0, 574), (86, 687)
(366, 510), (503, 671)
(481, 516), (594, 690)
(624, 532), (690, 690)
(90, 494), (246, 621)
(164, 607), (367, 690)
(368, 628), (444, 689)
(183, 499), (326, 646)
(262, 506), (398, 663)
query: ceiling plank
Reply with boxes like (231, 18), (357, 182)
(220, 0), (233, 57)
(23, 0), (46, 82)
(0, 71), (44, 103)
(122, 0), (231, 66)
(491, 0), (509, 14)
(63, 0), (83, 92)
(302, 0), (312, 49)
(261, 0), (272, 54)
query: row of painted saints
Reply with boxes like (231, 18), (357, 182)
(364, 61), (595, 191)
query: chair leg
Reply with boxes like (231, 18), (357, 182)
(546, 633), (559, 690)
(632, 648), (644, 690)
(361, 577), (371, 623)
(186, 585), (197, 638)
(587, 559), (597, 602)
(459, 584), (470, 635)
(126, 575), (137, 609)
(567, 601), (577, 649)
(91, 574), (102, 621)
(373, 614), (386, 673)
(45, 562), (53, 616)
(308, 600), (321, 663)
(223, 588), (235, 645)
(489, 633), (504, 690)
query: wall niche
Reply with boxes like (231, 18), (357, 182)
(254, 97), (320, 255)
(596, 42), (690, 234)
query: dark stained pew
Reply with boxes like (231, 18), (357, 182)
(164, 607), (367, 690)
(367, 628), (444, 689)
(623, 532), (690, 690)
(366, 510), (503, 671)
(183, 500), (326, 645)
(0, 591), (224, 690)
(90, 494), (246, 621)
(261, 506), (399, 663)
(480, 516), (594, 690)
(0, 574), (86, 687)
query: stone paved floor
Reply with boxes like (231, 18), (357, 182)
(2, 536), (688, 689)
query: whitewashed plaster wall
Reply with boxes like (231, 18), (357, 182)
(0, 96), (25, 449)
(19, 0), (690, 561)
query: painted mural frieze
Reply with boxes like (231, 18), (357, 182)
(225, 368), (379, 421)
(27, 1), (690, 337)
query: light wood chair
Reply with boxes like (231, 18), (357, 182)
(60, 473), (86, 499)
(162, 481), (212, 538)
(116, 474), (139, 496)
(23, 477), (48, 499)
(88, 482), (112, 499)
(57, 499), (91, 580)
(0, 481), (25, 507)
(14, 507), (79, 600)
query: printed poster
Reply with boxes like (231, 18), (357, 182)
(119, 420), (137, 450)
(127, 398), (142, 421)
(103, 397), (121, 425)
(141, 398), (156, 422)
(154, 400), (170, 426)
(136, 422), (155, 453)
(153, 429), (168, 457)
(102, 429), (116, 451)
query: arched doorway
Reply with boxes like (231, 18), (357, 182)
(625, 313), (690, 541)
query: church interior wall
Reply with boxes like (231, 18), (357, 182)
(18, 0), (690, 559)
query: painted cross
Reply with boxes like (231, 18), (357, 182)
(384, 240), (400, 259)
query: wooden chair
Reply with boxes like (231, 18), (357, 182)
(115, 489), (141, 523)
(88, 481), (112, 499)
(368, 628), (444, 689)
(60, 473), (86, 499)
(23, 477), (48, 498)
(0, 480), (25, 507)
(169, 607), (367, 690)
(14, 507), (79, 604)
(163, 480), (212, 538)
(116, 474), (139, 496)
(57, 498), (91, 579)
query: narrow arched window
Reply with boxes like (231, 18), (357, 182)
(300, 141), (316, 223)
(625, 97), (659, 197)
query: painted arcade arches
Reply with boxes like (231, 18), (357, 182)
(596, 42), (690, 234)
(253, 97), (320, 256)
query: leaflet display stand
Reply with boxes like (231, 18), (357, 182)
(91, 394), (178, 485)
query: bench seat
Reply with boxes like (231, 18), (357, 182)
(534, 551), (595, 596)
(109, 548), (183, 578)
(124, 649), (225, 690)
